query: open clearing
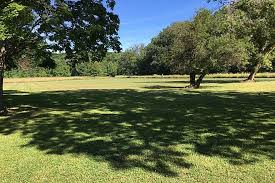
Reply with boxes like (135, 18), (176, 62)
(1, 77), (275, 182)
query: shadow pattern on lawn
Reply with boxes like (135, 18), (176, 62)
(135, 78), (275, 84)
(0, 89), (275, 176)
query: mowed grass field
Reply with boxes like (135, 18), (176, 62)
(0, 77), (275, 183)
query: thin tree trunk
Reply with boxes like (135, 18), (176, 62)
(71, 62), (78, 76)
(0, 46), (7, 114)
(190, 72), (196, 86)
(0, 70), (4, 113)
(245, 43), (275, 82)
(246, 62), (261, 81)
(195, 73), (206, 88)
(186, 72), (206, 89)
(185, 72), (196, 88)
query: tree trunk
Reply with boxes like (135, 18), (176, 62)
(70, 62), (79, 76)
(245, 62), (261, 82)
(195, 73), (206, 88)
(245, 43), (275, 82)
(190, 72), (196, 86)
(0, 46), (7, 114)
(186, 72), (206, 89)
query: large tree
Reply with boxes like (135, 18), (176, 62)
(0, 0), (120, 114)
(209, 0), (275, 81)
(40, 0), (121, 75)
(172, 9), (250, 88)
(0, 2), (35, 113)
(139, 9), (250, 86)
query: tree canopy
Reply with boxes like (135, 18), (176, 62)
(138, 0), (274, 86)
(140, 9), (250, 88)
(209, 0), (275, 80)
(171, 9), (250, 87)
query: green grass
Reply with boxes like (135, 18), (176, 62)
(1, 77), (275, 182)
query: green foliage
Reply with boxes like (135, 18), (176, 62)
(5, 54), (70, 78)
(81, 60), (118, 77)
(76, 52), (120, 77)
(139, 9), (250, 83)
(5, 68), (51, 78)
(139, 27), (176, 75)
(138, 0), (274, 80)
(0, 1), (55, 74)
(40, 0), (121, 66)
(175, 10), (250, 74)
(0, 2), (29, 40)
(118, 51), (137, 75)
(1, 0), (121, 75)
(6, 52), (120, 78)
(209, 0), (275, 78)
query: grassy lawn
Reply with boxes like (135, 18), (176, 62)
(0, 77), (275, 182)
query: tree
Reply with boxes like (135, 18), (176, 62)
(139, 9), (250, 85)
(139, 28), (175, 75)
(209, 0), (275, 81)
(118, 51), (138, 75)
(0, 0), (121, 114)
(41, 0), (121, 76)
(0, 2), (35, 113)
(119, 44), (145, 76)
(171, 9), (250, 88)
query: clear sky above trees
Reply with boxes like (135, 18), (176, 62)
(115, 0), (218, 50)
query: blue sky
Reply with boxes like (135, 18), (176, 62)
(115, 0), (219, 50)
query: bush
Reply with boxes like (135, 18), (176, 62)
(77, 60), (118, 77)
(5, 68), (50, 78)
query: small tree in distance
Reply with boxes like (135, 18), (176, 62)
(118, 44), (145, 76)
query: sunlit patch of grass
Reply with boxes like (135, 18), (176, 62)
(0, 77), (275, 182)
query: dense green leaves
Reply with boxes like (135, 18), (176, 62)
(0, 2), (30, 40)
(1, 0), (121, 71)
(138, 0), (274, 85)
(39, 0), (121, 64)
(171, 9), (250, 87)
(139, 25), (179, 75)
(209, 0), (275, 80)
(140, 9), (250, 87)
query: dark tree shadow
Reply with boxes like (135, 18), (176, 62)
(143, 85), (217, 90)
(0, 89), (274, 176)
(136, 78), (275, 85)
(143, 85), (186, 89)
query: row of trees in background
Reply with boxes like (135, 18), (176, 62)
(4, 49), (138, 78)
(4, 44), (145, 77)
(5, 41), (275, 79)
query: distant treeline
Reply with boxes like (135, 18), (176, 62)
(5, 45), (275, 78)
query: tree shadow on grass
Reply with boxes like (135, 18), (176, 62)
(135, 79), (240, 84)
(136, 78), (275, 85)
(143, 85), (187, 89)
(143, 85), (217, 90)
(0, 89), (275, 176)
